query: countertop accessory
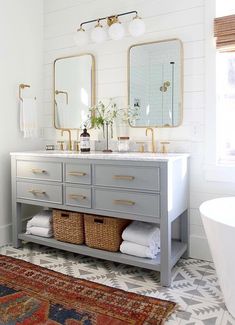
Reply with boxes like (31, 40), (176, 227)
(45, 145), (55, 151)
(118, 137), (130, 152)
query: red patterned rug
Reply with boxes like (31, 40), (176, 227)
(0, 254), (176, 324)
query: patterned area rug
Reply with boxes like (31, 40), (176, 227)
(0, 254), (176, 325)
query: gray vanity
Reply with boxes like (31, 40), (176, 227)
(11, 151), (189, 286)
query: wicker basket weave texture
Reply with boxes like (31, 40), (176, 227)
(84, 214), (129, 252)
(53, 210), (84, 244)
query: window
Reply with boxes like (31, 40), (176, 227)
(215, 4), (235, 163)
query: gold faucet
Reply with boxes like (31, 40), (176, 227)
(61, 129), (72, 151)
(145, 128), (156, 153)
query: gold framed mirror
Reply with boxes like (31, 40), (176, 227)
(53, 53), (95, 131)
(128, 39), (183, 128)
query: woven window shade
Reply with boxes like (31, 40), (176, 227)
(214, 14), (235, 52)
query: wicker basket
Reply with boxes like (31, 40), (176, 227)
(53, 210), (84, 244)
(84, 214), (129, 252)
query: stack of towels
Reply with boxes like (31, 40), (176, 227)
(120, 221), (160, 259)
(26, 210), (53, 238)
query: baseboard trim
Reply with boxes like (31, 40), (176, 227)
(0, 224), (12, 246)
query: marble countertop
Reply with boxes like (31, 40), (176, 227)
(10, 150), (190, 162)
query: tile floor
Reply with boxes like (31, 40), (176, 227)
(0, 243), (234, 325)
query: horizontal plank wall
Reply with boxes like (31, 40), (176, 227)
(42, 0), (234, 261)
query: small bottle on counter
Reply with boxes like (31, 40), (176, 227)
(80, 128), (90, 152)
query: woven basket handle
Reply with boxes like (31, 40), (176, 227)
(94, 218), (104, 224)
(61, 213), (69, 218)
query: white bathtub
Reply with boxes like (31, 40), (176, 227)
(200, 197), (235, 318)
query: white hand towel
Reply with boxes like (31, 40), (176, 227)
(27, 210), (52, 229)
(122, 221), (160, 247)
(26, 226), (53, 238)
(20, 98), (38, 138)
(120, 241), (160, 259)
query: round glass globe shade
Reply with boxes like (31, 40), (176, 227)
(108, 22), (125, 40)
(74, 30), (89, 47)
(91, 26), (107, 43)
(128, 18), (146, 37)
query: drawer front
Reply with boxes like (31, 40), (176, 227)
(94, 164), (160, 191)
(65, 163), (91, 184)
(17, 161), (62, 182)
(93, 188), (160, 217)
(17, 181), (62, 204)
(65, 185), (91, 208)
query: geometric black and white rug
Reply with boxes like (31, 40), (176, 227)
(0, 243), (234, 325)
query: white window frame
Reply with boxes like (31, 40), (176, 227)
(204, 0), (235, 182)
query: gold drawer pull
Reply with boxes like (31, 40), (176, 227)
(69, 194), (87, 200)
(113, 199), (135, 206)
(113, 175), (135, 181)
(68, 171), (87, 177)
(28, 189), (46, 195)
(31, 168), (47, 174)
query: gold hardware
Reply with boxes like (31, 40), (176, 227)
(113, 175), (135, 180)
(68, 171), (87, 176)
(107, 15), (119, 26)
(69, 194), (86, 200)
(160, 81), (171, 92)
(28, 189), (46, 195)
(146, 127), (156, 153)
(160, 141), (170, 154)
(31, 168), (46, 174)
(55, 90), (69, 105)
(136, 142), (145, 153)
(57, 141), (64, 151)
(113, 199), (135, 206)
(61, 129), (72, 151)
(19, 84), (30, 102)
(74, 141), (80, 152)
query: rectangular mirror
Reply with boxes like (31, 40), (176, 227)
(54, 54), (95, 130)
(128, 39), (183, 128)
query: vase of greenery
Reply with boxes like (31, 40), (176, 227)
(86, 98), (139, 153)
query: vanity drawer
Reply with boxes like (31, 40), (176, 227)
(94, 164), (160, 191)
(93, 188), (160, 217)
(65, 185), (91, 208)
(16, 161), (62, 182)
(16, 181), (62, 204)
(65, 163), (91, 184)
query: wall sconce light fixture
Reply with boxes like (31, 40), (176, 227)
(74, 11), (145, 46)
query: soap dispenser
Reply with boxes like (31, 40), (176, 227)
(80, 127), (90, 152)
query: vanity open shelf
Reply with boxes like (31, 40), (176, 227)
(11, 151), (189, 286)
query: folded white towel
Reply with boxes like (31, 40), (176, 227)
(26, 226), (53, 238)
(120, 241), (160, 259)
(27, 210), (52, 229)
(20, 97), (38, 138)
(122, 221), (160, 247)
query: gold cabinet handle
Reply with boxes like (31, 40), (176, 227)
(113, 175), (135, 181)
(28, 189), (46, 195)
(68, 194), (86, 200)
(68, 171), (87, 177)
(113, 199), (135, 206)
(31, 168), (47, 174)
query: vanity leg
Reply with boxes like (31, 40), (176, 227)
(181, 209), (189, 258)
(12, 202), (22, 248)
(160, 217), (172, 287)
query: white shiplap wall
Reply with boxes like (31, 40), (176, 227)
(43, 0), (235, 260)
